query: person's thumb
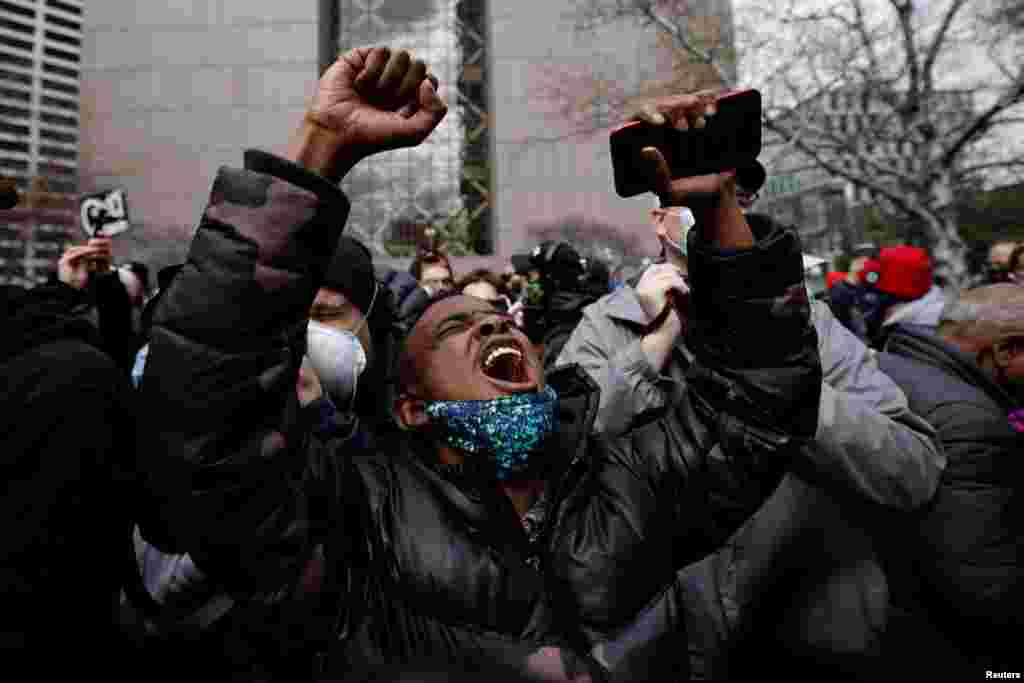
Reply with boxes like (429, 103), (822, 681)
(641, 146), (671, 198)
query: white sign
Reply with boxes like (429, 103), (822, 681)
(764, 175), (801, 196)
(80, 189), (130, 237)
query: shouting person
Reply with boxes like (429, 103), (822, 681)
(138, 49), (822, 680)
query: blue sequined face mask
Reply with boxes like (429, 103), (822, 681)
(424, 386), (559, 481)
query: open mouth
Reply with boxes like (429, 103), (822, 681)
(480, 340), (530, 385)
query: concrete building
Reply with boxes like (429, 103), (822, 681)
(79, 0), (736, 274)
(0, 0), (83, 286)
(0, 0), (82, 191)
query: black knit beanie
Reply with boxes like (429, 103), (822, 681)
(323, 236), (376, 316)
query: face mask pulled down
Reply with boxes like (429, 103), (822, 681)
(306, 321), (367, 410)
(425, 386), (559, 481)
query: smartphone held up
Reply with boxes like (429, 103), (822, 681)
(610, 89), (762, 198)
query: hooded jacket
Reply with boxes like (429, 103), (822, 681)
(138, 150), (821, 680)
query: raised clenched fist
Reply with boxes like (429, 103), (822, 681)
(298, 47), (448, 181)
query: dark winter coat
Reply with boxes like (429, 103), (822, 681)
(0, 282), (137, 672)
(879, 325), (1022, 672)
(138, 150), (821, 680)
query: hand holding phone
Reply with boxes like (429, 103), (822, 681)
(610, 89), (762, 198)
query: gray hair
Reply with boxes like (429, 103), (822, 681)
(938, 284), (1024, 340)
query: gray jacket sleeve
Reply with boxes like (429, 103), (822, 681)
(555, 303), (675, 437)
(800, 301), (946, 508)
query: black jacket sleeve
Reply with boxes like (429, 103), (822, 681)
(685, 219), (822, 446)
(139, 150), (353, 595)
(91, 270), (139, 373)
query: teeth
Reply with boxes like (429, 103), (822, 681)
(484, 346), (522, 369)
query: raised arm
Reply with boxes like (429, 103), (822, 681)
(138, 48), (446, 591)
(553, 93), (822, 650)
(555, 291), (682, 437)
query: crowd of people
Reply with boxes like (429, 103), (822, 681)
(1, 46), (1021, 682)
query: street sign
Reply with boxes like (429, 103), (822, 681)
(764, 175), (801, 196)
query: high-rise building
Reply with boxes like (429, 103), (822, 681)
(0, 0), (83, 287)
(0, 0), (82, 192)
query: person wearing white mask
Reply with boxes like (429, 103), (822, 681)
(122, 237), (388, 657)
(302, 236), (392, 444)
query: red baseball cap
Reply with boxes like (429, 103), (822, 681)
(861, 247), (932, 299)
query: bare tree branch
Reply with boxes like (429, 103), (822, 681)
(922, 0), (969, 93)
(941, 69), (1024, 168)
(891, 0), (921, 116)
(959, 159), (1024, 175)
(765, 117), (923, 219)
(768, 111), (924, 190)
(640, 5), (733, 87)
(984, 115), (1024, 127)
(850, 0), (882, 78)
(565, 0), (1022, 284)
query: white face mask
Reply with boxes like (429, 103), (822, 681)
(306, 321), (367, 409)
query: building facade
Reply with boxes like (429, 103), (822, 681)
(79, 0), (736, 274)
(0, 0), (83, 286)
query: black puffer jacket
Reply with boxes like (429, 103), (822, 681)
(879, 325), (1022, 671)
(139, 150), (821, 680)
(0, 283), (137, 673)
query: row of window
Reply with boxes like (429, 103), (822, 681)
(46, 0), (82, 18)
(0, 271), (59, 284)
(0, 123), (79, 158)
(0, 54), (79, 78)
(0, 169), (77, 193)
(0, 156), (28, 170)
(0, 48), (80, 71)
(0, 99), (78, 119)
(0, 223), (71, 240)
(0, 66), (30, 84)
(0, 0), (81, 19)
(0, 73), (80, 97)
(0, 16), (79, 39)
(0, 154), (75, 168)
(0, 30), (81, 62)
